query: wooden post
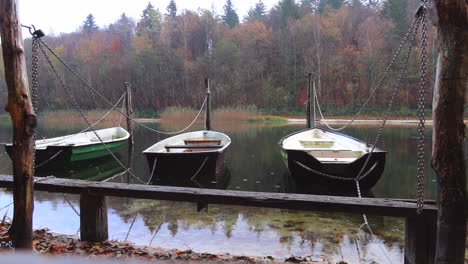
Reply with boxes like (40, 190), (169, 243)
(80, 194), (108, 242)
(431, 0), (467, 263)
(306, 73), (312, 128)
(205, 78), (211, 131)
(404, 215), (437, 264)
(124, 82), (134, 184)
(0, 0), (37, 249)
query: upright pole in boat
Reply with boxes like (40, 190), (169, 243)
(312, 75), (317, 128)
(306, 73), (316, 128)
(125, 82), (134, 150)
(205, 78), (211, 131)
(306, 73), (312, 128)
(125, 82), (134, 184)
(0, 0), (37, 249)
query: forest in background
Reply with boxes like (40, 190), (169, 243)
(0, 0), (437, 117)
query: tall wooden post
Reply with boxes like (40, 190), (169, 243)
(306, 73), (312, 128)
(431, 0), (467, 263)
(205, 78), (211, 131)
(0, 0), (37, 249)
(125, 82), (133, 184)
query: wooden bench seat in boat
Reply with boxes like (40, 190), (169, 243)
(307, 150), (364, 159)
(184, 137), (221, 145)
(165, 144), (224, 150)
(299, 139), (335, 148)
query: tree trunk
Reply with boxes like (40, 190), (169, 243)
(431, 0), (467, 263)
(0, 0), (37, 249)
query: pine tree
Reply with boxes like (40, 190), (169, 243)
(136, 2), (162, 37)
(246, 0), (267, 22)
(381, 0), (409, 39)
(277, 0), (299, 28)
(82, 14), (98, 35)
(166, 0), (177, 17)
(317, 0), (345, 13)
(222, 0), (239, 28)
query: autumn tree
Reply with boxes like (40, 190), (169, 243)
(82, 14), (99, 35)
(222, 0), (239, 28)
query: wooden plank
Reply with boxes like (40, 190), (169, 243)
(404, 215), (437, 264)
(165, 145), (223, 149)
(80, 194), (108, 242)
(0, 0), (37, 249)
(0, 175), (438, 218)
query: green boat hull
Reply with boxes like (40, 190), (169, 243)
(70, 140), (127, 162)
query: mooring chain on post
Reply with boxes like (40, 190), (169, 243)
(30, 27), (44, 178)
(416, 4), (429, 214)
(314, 14), (422, 132)
(36, 38), (207, 136)
(36, 42), (147, 185)
(354, 14), (422, 188)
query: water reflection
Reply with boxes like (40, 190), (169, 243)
(0, 119), (449, 262)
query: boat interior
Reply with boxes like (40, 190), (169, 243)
(35, 127), (129, 149)
(282, 129), (369, 163)
(143, 131), (231, 154)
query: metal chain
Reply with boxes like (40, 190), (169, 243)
(31, 37), (40, 176)
(37, 38), (207, 136)
(37, 42), (147, 185)
(416, 6), (428, 214)
(314, 15), (422, 131)
(354, 15), (422, 183)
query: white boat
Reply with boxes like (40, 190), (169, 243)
(279, 75), (386, 190)
(279, 128), (386, 189)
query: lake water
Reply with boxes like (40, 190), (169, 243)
(0, 119), (444, 263)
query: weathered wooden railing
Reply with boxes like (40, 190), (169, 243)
(0, 175), (444, 264)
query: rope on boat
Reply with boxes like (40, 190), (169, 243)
(190, 157), (209, 188)
(313, 13), (421, 132)
(146, 158), (158, 185)
(37, 37), (208, 136)
(38, 42), (147, 186)
(63, 194), (80, 217)
(294, 160), (378, 182)
(35, 149), (64, 168)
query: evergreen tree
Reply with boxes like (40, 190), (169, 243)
(222, 0), (239, 28)
(109, 13), (135, 50)
(317, 0), (345, 13)
(277, 0), (300, 28)
(381, 0), (409, 39)
(246, 0), (267, 22)
(136, 2), (162, 37)
(166, 0), (177, 17)
(82, 14), (98, 35)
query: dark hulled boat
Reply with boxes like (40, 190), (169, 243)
(279, 74), (386, 190)
(143, 130), (231, 185)
(142, 78), (231, 186)
(279, 128), (386, 190)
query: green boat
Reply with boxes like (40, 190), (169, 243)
(5, 127), (130, 170)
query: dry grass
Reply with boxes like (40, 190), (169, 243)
(159, 106), (258, 123)
(40, 110), (127, 128)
